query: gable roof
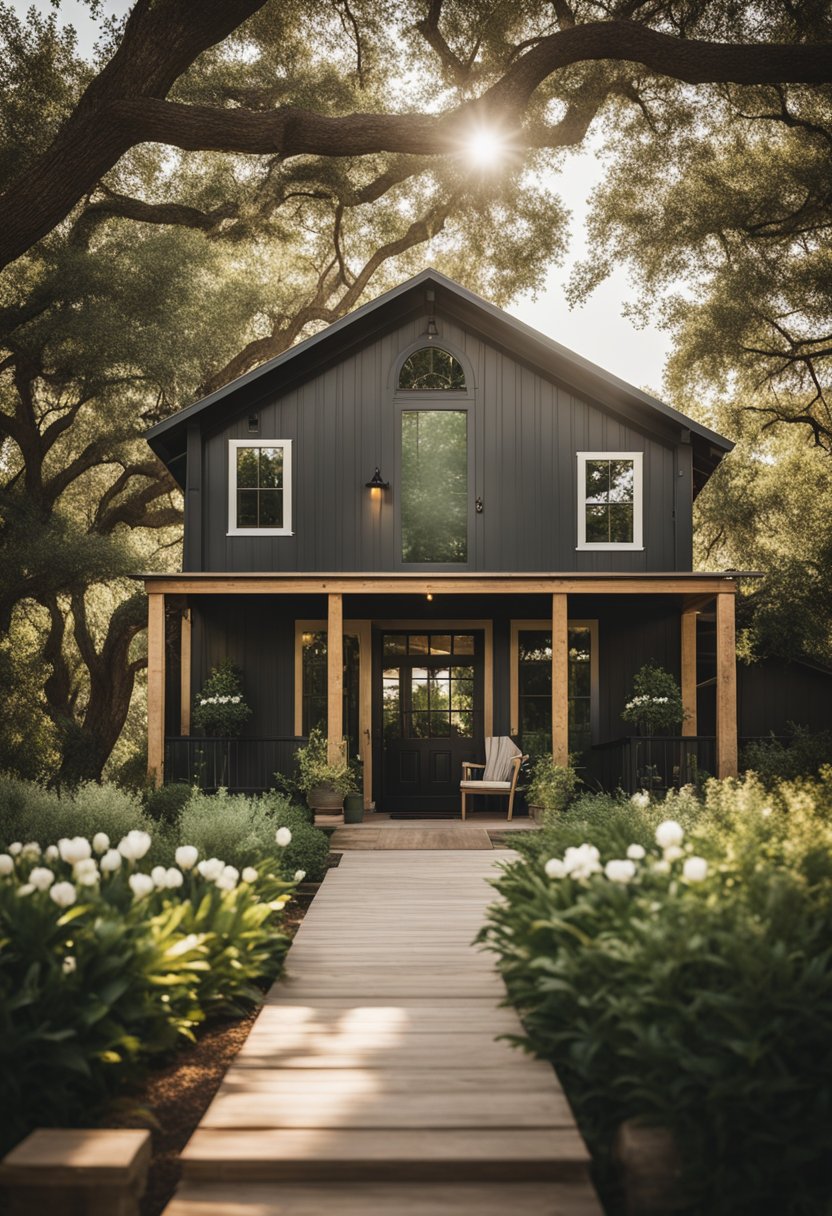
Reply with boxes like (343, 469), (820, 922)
(147, 267), (733, 493)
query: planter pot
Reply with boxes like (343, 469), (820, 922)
(343, 793), (364, 823)
(528, 803), (545, 824)
(613, 1120), (683, 1214)
(307, 783), (344, 812)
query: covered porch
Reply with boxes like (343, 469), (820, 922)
(144, 572), (744, 803)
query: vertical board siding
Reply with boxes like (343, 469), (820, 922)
(201, 316), (679, 573)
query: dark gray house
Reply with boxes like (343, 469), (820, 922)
(142, 268), (750, 810)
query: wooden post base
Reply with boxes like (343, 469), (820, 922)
(0, 1129), (151, 1216)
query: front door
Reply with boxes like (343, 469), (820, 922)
(375, 630), (483, 813)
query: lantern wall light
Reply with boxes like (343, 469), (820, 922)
(365, 467), (390, 496)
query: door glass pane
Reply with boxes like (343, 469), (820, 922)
(384, 635), (407, 656)
(451, 711), (473, 738)
(430, 712), (451, 737)
(452, 634), (475, 654)
(408, 635), (429, 654)
(430, 635), (452, 655)
(401, 410), (468, 563)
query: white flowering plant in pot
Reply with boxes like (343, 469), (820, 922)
(621, 663), (686, 735)
(193, 658), (252, 737)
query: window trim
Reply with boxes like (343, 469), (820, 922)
(509, 618), (599, 745)
(227, 439), (293, 537)
(576, 451), (644, 551)
(395, 404), (473, 570)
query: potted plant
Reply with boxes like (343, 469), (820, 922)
(526, 754), (579, 824)
(192, 658), (252, 736)
(294, 726), (357, 813)
(621, 664), (686, 735)
(343, 754), (365, 823)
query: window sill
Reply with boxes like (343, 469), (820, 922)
(575, 544), (645, 552)
(227, 529), (294, 537)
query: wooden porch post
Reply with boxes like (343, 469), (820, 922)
(327, 593), (344, 766)
(716, 591), (738, 778)
(552, 593), (569, 765)
(179, 607), (191, 736)
(147, 593), (165, 788)
(681, 607), (698, 736)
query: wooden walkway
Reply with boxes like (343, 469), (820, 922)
(166, 850), (601, 1215)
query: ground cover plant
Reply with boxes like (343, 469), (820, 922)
(0, 786), (321, 1153)
(482, 772), (832, 1215)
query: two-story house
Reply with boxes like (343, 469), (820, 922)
(142, 268), (754, 812)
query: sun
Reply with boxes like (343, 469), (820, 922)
(465, 127), (508, 169)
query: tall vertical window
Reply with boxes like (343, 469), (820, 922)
(516, 625), (595, 760)
(577, 452), (643, 550)
(301, 631), (360, 758)
(228, 440), (292, 535)
(400, 410), (468, 564)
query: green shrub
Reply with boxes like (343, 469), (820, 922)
(0, 776), (154, 852)
(482, 773), (832, 1215)
(526, 755), (579, 824)
(192, 658), (252, 737)
(742, 723), (832, 786)
(144, 782), (193, 826)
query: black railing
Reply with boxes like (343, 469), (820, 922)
(164, 736), (307, 794)
(587, 736), (718, 794)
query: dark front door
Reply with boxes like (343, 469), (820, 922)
(375, 630), (483, 813)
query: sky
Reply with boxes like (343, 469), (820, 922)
(18, 0), (672, 395)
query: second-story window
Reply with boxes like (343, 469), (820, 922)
(577, 452), (643, 550)
(228, 439), (292, 535)
(398, 347), (466, 390)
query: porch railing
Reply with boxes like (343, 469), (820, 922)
(587, 736), (717, 794)
(164, 736), (307, 794)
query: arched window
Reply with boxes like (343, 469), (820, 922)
(398, 346), (466, 391)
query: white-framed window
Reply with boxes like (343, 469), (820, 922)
(228, 439), (292, 536)
(577, 451), (643, 550)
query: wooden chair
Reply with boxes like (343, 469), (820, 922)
(460, 737), (527, 821)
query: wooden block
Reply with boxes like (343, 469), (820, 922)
(0, 1128), (151, 1216)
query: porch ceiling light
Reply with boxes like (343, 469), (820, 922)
(365, 467), (390, 495)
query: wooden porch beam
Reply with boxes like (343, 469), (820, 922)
(327, 593), (344, 767)
(552, 593), (569, 766)
(681, 608), (698, 737)
(143, 575), (745, 597)
(716, 592), (738, 778)
(147, 592), (165, 788)
(179, 607), (191, 736)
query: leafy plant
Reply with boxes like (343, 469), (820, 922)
(742, 723), (832, 786)
(290, 726), (357, 798)
(192, 659), (252, 738)
(621, 663), (686, 734)
(526, 755), (580, 824)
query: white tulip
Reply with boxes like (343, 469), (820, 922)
(22, 842), (41, 858)
(544, 857), (567, 879)
(100, 849), (122, 872)
(562, 843), (602, 879)
(49, 882), (77, 908)
(652, 859), (671, 875)
(0, 853), (13, 876)
(626, 844), (646, 860)
(165, 867), (184, 889)
(59, 836), (92, 864)
(17, 883), (35, 896)
(682, 856), (709, 883)
(151, 865), (169, 888)
(605, 858), (637, 884)
(215, 873), (237, 891)
(630, 791), (650, 809)
(29, 867), (55, 891)
(275, 827), (292, 847)
(44, 844), (59, 862)
(242, 866), (258, 883)
(92, 833), (110, 855)
(62, 956), (77, 975)
(293, 869), (306, 883)
(118, 830), (152, 861)
(128, 873), (154, 899)
(197, 857), (224, 881)
(73, 858), (99, 886)
(655, 820), (684, 849)
(175, 845), (198, 870)
(8, 842), (22, 856)
(663, 845), (684, 863)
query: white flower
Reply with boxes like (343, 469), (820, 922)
(151, 865), (169, 889)
(652, 859), (671, 875)
(232, 696), (241, 704)
(118, 830), (152, 861)
(17, 883), (34, 896)
(605, 858), (637, 883)
(655, 820), (684, 849)
(682, 856), (709, 882)
(293, 869), (306, 883)
(165, 867), (184, 889)
(100, 848), (122, 872)
(215, 865), (238, 891)
(92, 833), (110, 855)
(175, 845), (198, 870)
(626, 844), (646, 860)
(129, 872), (154, 899)
(22, 842), (41, 858)
(0, 853), (14, 876)
(562, 843), (602, 880)
(275, 827), (292, 848)
(44, 844), (59, 863)
(8, 842), (22, 856)
(73, 858), (99, 886)
(59, 837), (92, 864)
(29, 866), (55, 891)
(49, 882), (77, 908)
(663, 845), (684, 863)
(242, 866), (258, 883)
(197, 857), (224, 881)
(544, 857), (567, 879)
(630, 791), (650, 809)
(62, 956), (77, 975)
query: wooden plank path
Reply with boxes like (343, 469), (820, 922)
(166, 850), (601, 1215)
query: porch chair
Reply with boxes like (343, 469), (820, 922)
(460, 736), (527, 821)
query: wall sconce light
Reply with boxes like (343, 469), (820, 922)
(425, 317), (439, 340)
(365, 467), (390, 497)
(426, 593), (434, 602)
